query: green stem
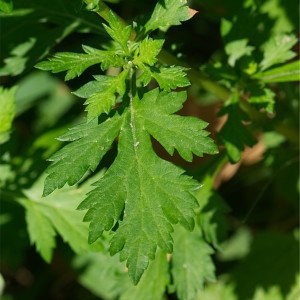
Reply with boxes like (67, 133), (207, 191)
(84, 0), (132, 34)
(129, 66), (137, 99)
(82, 0), (231, 101)
(129, 67), (139, 148)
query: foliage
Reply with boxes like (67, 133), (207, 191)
(0, 0), (299, 299)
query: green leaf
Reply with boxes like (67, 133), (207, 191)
(103, 11), (132, 54)
(218, 227), (252, 261)
(0, 0), (13, 13)
(74, 70), (129, 118)
(0, 0), (107, 76)
(22, 200), (56, 262)
(133, 37), (164, 67)
(260, 34), (297, 71)
(0, 37), (37, 76)
(170, 226), (215, 300)
(196, 280), (237, 300)
(77, 89), (217, 284)
(73, 245), (129, 299)
(153, 66), (190, 91)
(0, 86), (17, 144)
(19, 174), (104, 262)
(35, 45), (110, 80)
(138, 65), (190, 91)
(145, 0), (196, 33)
(195, 173), (230, 250)
(43, 114), (122, 196)
(225, 39), (254, 67)
(79, 113), (199, 283)
(254, 60), (300, 83)
(252, 286), (283, 300)
(247, 84), (275, 114)
(218, 93), (257, 163)
(0, 273), (4, 297)
(136, 89), (218, 160)
(287, 274), (300, 300)
(120, 249), (169, 300)
(85, 0), (99, 11)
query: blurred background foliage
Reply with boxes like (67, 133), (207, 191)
(0, 0), (299, 299)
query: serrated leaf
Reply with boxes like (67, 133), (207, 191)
(103, 11), (132, 54)
(136, 89), (218, 160)
(78, 89), (218, 284)
(139, 65), (190, 91)
(19, 174), (104, 262)
(133, 37), (164, 67)
(145, 0), (196, 33)
(254, 60), (300, 83)
(153, 65), (190, 91)
(22, 200), (56, 262)
(0, 37), (37, 76)
(120, 249), (169, 300)
(225, 39), (254, 67)
(35, 45), (111, 80)
(260, 34), (297, 71)
(74, 70), (129, 118)
(0, 86), (16, 144)
(79, 114), (198, 283)
(170, 226), (215, 300)
(218, 93), (257, 163)
(43, 114), (122, 196)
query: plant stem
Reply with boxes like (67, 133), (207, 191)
(82, 0), (231, 101)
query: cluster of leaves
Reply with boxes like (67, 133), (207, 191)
(0, 0), (299, 299)
(202, 17), (299, 162)
(34, 1), (219, 285)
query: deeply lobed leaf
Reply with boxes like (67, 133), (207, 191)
(103, 11), (132, 54)
(78, 89), (218, 284)
(43, 115), (122, 196)
(137, 89), (218, 160)
(74, 70), (129, 118)
(79, 110), (199, 283)
(145, 0), (197, 33)
(133, 37), (164, 67)
(35, 45), (116, 80)
(225, 39), (254, 67)
(260, 34), (297, 71)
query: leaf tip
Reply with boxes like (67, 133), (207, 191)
(188, 8), (198, 18)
